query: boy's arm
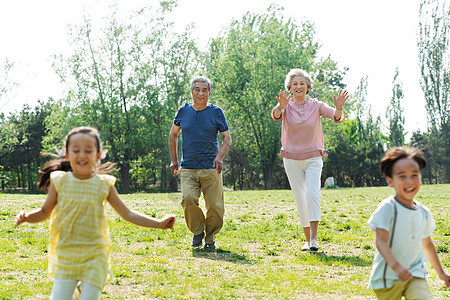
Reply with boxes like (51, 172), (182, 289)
(376, 228), (413, 282)
(107, 185), (175, 229)
(422, 236), (450, 287)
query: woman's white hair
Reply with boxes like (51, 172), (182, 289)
(284, 69), (313, 94)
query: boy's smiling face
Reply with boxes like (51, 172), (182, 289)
(386, 157), (422, 206)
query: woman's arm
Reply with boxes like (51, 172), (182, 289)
(14, 183), (57, 226)
(375, 227), (413, 282)
(107, 185), (175, 229)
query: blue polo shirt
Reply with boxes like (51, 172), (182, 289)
(174, 103), (229, 169)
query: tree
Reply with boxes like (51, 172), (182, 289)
(0, 101), (53, 190)
(50, 2), (199, 192)
(0, 59), (18, 114)
(418, 0), (449, 129)
(208, 5), (346, 189)
(386, 67), (405, 147)
(416, 0), (450, 183)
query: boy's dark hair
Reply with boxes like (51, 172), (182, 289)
(379, 147), (426, 178)
(37, 127), (115, 191)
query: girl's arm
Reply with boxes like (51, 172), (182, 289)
(107, 185), (175, 229)
(14, 183), (57, 226)
(375, 228), (413, 282)
(422, 236), (450, 287)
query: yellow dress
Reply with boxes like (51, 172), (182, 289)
(49, 171), (116, 289)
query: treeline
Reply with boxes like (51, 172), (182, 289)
(0, 2), (448, 192)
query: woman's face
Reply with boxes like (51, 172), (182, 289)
(289, 75), (309, 98)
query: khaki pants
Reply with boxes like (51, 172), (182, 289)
(180, 168), (224, 244)
(374, 277), (432, 300)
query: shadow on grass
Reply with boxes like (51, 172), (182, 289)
(309, 251), (372, 267)
(192, 247), (255, 264)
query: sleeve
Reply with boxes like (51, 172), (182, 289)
(271, 110), (283, 122)
(367, 200), (394, 232)
(421, 207), (436, 238)
(173, 105), (183, 126)
(216, 107), (229, 132)
(100, 175), (117, 200)
(50, 171), (66, 193)
(319, 101), (345, 123)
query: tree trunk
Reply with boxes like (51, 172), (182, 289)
(170, 176), (178, 192)
(120, 163), (130, 194)
(263, 163), (273, 190)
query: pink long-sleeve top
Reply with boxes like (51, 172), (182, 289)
(271, 98), (344, 161)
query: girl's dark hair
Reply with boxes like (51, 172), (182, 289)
(379, 147), (426, 178)
(37, 127), (115, 191)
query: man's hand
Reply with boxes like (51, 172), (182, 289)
(213, 157), (223, 174)
(170, 161), (179, 176)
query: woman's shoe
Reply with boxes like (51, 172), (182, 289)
(301, 242), (310, 251)
(309, 243), (319, 252)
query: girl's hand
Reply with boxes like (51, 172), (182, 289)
(392, 262), (413, 282)
(276, 90), (291, 108)
(333, 89), (349, 110)
(159, 214), (176, 230)
(14, 211), (28, 226)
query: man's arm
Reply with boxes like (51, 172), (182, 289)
(213, 130), (232, 174)
(169, 124), (181, 176)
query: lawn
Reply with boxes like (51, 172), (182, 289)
(0, 185), (449, 299)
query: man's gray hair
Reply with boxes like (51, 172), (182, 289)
(190, 76), (213, 92)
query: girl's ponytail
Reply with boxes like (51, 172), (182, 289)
(37, 157), (72, 191)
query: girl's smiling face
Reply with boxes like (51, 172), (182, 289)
(386, 157), (422, 206)
(65, 133), (101, 179)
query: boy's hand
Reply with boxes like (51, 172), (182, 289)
(393, 263), (413, 281)
(440, 272), (450, 287)
(159, 214), (176, 230)
(14, 211), (28, 226)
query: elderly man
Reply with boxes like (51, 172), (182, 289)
(169, 76), (232, 250)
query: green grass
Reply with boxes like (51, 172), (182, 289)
(0, 185), (449, 299)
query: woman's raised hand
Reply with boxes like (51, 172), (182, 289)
(333, 89), (349, 110)
(276, 90), (291, 108)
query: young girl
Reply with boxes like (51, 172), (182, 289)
(367, 147), (450, 299)
(14, 126), (176, 300)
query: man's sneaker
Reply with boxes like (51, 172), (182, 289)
(192, 232), (204, 247)
(204, 243), (216, 250)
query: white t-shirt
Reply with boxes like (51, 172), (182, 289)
(367, 196), (436, 290)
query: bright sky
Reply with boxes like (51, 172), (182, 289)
(0, 0), (427, 139)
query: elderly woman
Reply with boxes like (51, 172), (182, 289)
(271, 68), (349, 251)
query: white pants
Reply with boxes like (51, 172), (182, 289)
(283, 157), (323, 227)
(51, 279), (101, 300)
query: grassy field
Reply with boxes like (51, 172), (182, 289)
(0, 185), (449, 299)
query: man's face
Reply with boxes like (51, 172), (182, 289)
(191, 81), (211, 107)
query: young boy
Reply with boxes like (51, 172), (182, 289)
(368, 147), (450, 299)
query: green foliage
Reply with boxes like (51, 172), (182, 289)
(48, 3), (200, 192)
(1, 185), (449, 298)
(411, 124), (450, 184)
(418, 0), (449, 129)
(208, 6), (347, 189)
(386, 67), (405, 147)
(0, 101), (54, 190)
(323, 77), (385, 187)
